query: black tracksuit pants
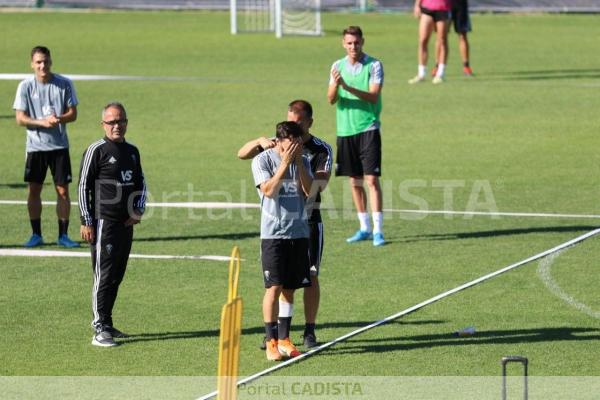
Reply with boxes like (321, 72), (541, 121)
(91, 219), (133, 331)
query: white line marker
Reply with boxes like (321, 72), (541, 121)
(0, 249), (233, 262)
(0, 73), (206, 82)
(195, 227), (600, 400)
(537, 250), (600, 319)
(0, 200), (597, 219)
(0, 200), (260, 209)
(383, 208), (600, 219)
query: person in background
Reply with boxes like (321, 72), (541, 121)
(13, 45), (80, 248)
(328, 26), (385, 246)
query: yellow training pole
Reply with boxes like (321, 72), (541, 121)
(217, 246), (243, 400)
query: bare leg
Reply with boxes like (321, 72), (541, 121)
(55, 183), (70, 221)
(263, 285), (282, 322)
(435, 19), (450, 65)
(28, 183), (43, 220)
(349, 177), (367, 213)
(458, 32), (469, 64)
(364, 175), (382, 213)
(418, 14), (435, 66)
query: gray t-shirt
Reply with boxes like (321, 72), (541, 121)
(251, 148), (313, 239)
(13, 73), (78, 152)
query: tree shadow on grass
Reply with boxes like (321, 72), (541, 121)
(321, 327), (600, 355)
(119, 320), (446, 345)
(398, 225), (598, 243)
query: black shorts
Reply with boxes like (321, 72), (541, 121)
(335, 129), (382, 177)
(261, 238), (311, 289)
(308, 222), (324, 276)
(24, 148), (72, 185)
(452, 0), (471, 33)
(420, 6), (451, 23)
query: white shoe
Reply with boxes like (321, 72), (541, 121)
(408, 75), (425, 84)
(432, 76), (444, 84)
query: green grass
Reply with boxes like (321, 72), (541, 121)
(1, 9), (600, 399)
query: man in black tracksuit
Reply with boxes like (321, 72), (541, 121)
(78, 102), (146, 347)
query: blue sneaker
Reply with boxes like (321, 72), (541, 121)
(57, 234), (80, 248)
(24, 234), (44, 248)
(346, 230), (372, 243)
(373, 233), (386, 247)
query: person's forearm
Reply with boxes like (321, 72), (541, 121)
(16, 112), (44, 128)
(58, 107), (77, 124)
(238, 138), (263, 159)
(297, 161), (313, 197)
(340, 84), (379, 104)
(261, 162), (289, 198)
(327, 85), (339, 104)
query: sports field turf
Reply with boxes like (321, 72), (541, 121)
(1, 9), (599, 399)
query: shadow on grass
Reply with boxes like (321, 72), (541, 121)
(400, 225), (598, 243)
(119, 320), (445, 345)
(487, 68), (600, 81)
(0, 183), (28, 189)
(134, 232), (260, 242)
(324, 327), (600, 355)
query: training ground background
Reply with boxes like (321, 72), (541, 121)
(1, 9), (600, 400)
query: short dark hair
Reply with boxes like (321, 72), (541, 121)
(276, 121), (303, 140)
(342, 26), (363, 38)
(102, 101), (127, 119)
(288, 99), (313, 119)
(31, 46), (51, 59)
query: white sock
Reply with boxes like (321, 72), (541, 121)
(278, 300), (293, 318)
(436, 63), (446, 77)
(358, 212), (371, 232)
(418, 64), (426, 77)
(372, 212), (383, 234)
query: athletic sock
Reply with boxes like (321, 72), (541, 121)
(58, 219), (69, 236)
(463, 61), (470, 68)
(358, 212), (371, 232)
(265, 322), (278, 340)
(417, 64), (426, 78)
(436, 63), (446, 77)
(304, 323), (316, 336)
(372, 212), (383, 235)
(278, 300), (293, 339)
(30, 219), (41, 236)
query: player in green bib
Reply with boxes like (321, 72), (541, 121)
(328, 26), (385, 247)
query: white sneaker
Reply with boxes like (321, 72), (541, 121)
(92, 330), (118, 347)
(432, 76), (444, 84)
(408, 75), (425, 84)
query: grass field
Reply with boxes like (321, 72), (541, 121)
(1, 9), (600, 399)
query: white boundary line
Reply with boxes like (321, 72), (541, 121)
(0, 73), (205, 82)
(195, 227), (600, 400)
(0, 248), (233, 262)
(537, 250), (600, 319)
(0, 200), (598, 218)
(383, 208), (600, 219)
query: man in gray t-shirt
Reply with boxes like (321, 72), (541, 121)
(13, 46), (79, 248)
(251, 121), (313, 361)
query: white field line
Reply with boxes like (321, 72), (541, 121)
(0, 200), (598, 218)
(0, 200), (259, 209)
(0, 73), (204, 82)
(383, 208), (600, 219)
(195, 227), (600, 400)
(537, 250), (600, 319)
(0, 248), (233, 262)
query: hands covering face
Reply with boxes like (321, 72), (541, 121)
(280, 137), (303, 165)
